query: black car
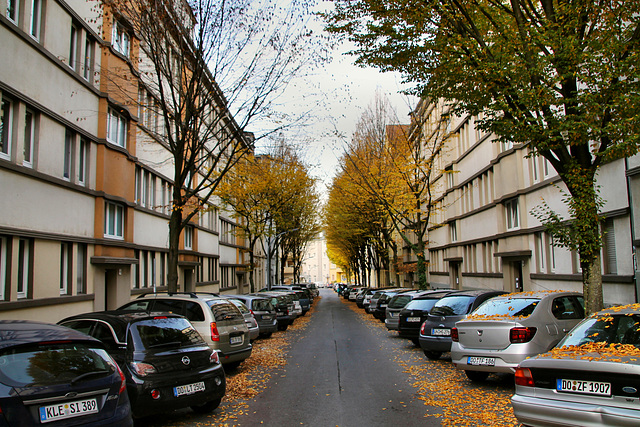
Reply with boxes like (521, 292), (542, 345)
(253, 293), (295, 331)
(372, 289), (413, 321)
(269, 286), (311, 315)
(0, 320), (133, 426)
(418, 289), (507, 360)
(59, 311), (226, 418)
(397, 290), (456, 345)
(225, 294), (278, 337)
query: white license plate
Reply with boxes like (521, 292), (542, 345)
(230, 335), (243, 344)
(431, 328), (450, 336)
(39, 398), (98, 423)
(468, 356), (495, 366)
(174, 381), (206, 397)
(557, 379), (611, 396)
(406, 317), (421, 322)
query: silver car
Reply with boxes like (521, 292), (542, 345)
(451, 290), (584, 381)
(512, 303), (640, 427)
(226, 298), (260, 342)
(385, 291), (428, 331)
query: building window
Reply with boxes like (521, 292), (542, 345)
(17, 238), (31, 299)
(63, 130), (73, 180)
(29, 0), (41, 39)
(104, 201), (124, 239)
(602, 218), (617, 275)
(0, 236), (8, 301)
(83, 37), (94, 82)
(505, 198), (520, 230)
(501, 140), (514, 152)
(23, 109), (35, 167)
(184, 226), (193, 250)
(60, 242), (72, 295)
(78, 138), (87, 184)
(6, 0), (19, 22)
(76, 243), (87, 294)
(69, 24), (80, 70)
(160, 252), (166, 287)
(1, 96), (13, 159)
(150, 251), (156, 287)
(535, 232), (546, 273)
(107, 108), (127, 148)
(449, 221), (457, 243)
(112, 21), (130, 57)
(445, 165), (454, 189)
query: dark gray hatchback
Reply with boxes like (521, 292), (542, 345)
(0, 320), (133, 426)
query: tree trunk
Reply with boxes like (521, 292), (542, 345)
(582, 253), (604, 315)
(167, 210), (182, 293)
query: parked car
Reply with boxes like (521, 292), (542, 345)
(254, 292), (296, 330)
(398, 290), (456, 345)
(226, 294), (278, 337)
(296, 282), (319, 298)
(224, 297), (260, 342)
(372, 289), (412, 321)
(451, 291), (585, 381)
(0, 320), (133, 426)
(355, 288), (372, 308)
(362, 289), (379, 311)
(419, 289), (507, 360)
(349, 287), (364, 301)
(117, 292), (252, 368)
(58, 311), (226, 418)
(270, 286), (311, 315)
(512, 303), (640, 426)
(385, 290), (430, 330)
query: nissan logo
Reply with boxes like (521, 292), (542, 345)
(181, 356), (191, 365)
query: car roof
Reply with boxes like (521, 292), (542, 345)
(492, 290), (582, 299)
(0, 320), (102, 350)
(58, 311), (188, 342)
(133, 291), (222, 302)
(413, 290), (459, 300)
(595, 303), (640, 316)
(225, 294), (269, 301)
(441, 289), (506, 298)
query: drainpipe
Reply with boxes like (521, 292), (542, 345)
(625, 158), (639, 302)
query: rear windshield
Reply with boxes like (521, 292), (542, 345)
(472, 298), (540, 318)
(389, 295), (413, 309)
(208, 300), (244, 321)
(431, 296), (477, 316)
(229, 300), (250, 314)
(560, 313), (640, 348)
(0, 343), (115, 387)
(131, 317), (205, 349)
(405, 299), (439, 312)
(252, 299), (274, 311)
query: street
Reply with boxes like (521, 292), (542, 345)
(137, 288), (518, 427)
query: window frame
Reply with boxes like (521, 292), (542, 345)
(0, 236), (8, 301)
(17, 238), (31, 299)
(111, 20), (130, 57)
(83, 36), (94, 82)
(63, 129), (73, 180)
(1, 96), (14, 160)
(104, 201), (124, 239)
(184, 226), (193, 250)
(106, 107), (127, 148)
(60, 242), (72, 295)
(505, 198), (520, 230)
(6, 0), (19, 23)
(29, 0), (41, 40)
(23, 108), (35, 167)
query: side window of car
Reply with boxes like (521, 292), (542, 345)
(552, 297), (583, 320)
(92, 322), (118, 349)
(121, 300), (152, 311)
(61, 319), (94, 335)
(184, 301), (205, 322)
(153, 299), (185, 315)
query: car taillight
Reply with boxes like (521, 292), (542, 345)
(211, 322), (220, 342)
(130, 361), (157, 377)
(451, 327), (459, 342)
(510, 327), (537, 343)
(514, 367), (534, 387)
(116, 363), (126, 394)
(210, 351), (220, 365)
(420, 321), (427, 335)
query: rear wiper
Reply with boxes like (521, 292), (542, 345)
(70, 370), (111, 385)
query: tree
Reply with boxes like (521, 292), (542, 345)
(325, 0), (640, 312)
(103, 0), (323, 291)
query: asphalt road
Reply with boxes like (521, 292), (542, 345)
(238, 288), (441, 427)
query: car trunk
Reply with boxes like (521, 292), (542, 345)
(457, 320), (518, 350)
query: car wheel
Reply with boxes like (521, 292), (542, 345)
(261, 332), (273, 338)
(423, 350), (442, 360)
(224, 361), (241, 371)
(411, 338), (420, 347)
(464, 370), (490, 382)
(191, 397), (222, 413)
(278, 324), (288, 331)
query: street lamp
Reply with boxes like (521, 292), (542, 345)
(266, 228), (298, 290)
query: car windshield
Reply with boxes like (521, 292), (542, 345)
(131, 317), (205, 349)
(389, 295), (413, 309)
(0, 343), (115, 387)
(559, 313), (640, 348)
(252, 299), (274, 311)
(208, 300), (244, 321)
(230, 300), (250, 314)
(431, 296), (476, 316)
(471, 298), (540, 318)
(405, 299), (439, 311)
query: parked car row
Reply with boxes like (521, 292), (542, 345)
(0, 287), (318, 424)
(340, 285), (640, 426)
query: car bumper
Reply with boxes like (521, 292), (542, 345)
(419, 336), (452, 353)
(258, 320), (278, 335)
(218, 344), (252, 365)
(511, 392), (640, 427)
(128, 365), (226, 418)
(385, 318), (400, 330)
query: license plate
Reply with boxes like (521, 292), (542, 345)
(230, 335), (243, 344)
(431, 328), (450, 336)
(557, 379), (611, 396)
(407, 317), (421, 322)
(174, 381), (206, 397)
(262, 315), (273, 320)
(468, 356), (495, 366)
(39, 398), (98, 423)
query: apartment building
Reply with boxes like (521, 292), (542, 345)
(413, 98), (639, 306)
(0, 0), (255, 322)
